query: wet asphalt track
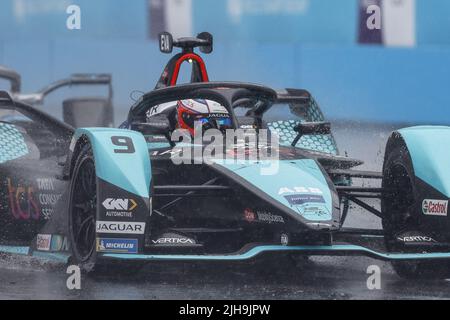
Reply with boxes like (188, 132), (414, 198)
(1, 121), (450, 300)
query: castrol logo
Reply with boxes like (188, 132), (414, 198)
(422, 199), (448, 216)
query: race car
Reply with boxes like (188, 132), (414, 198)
(0, 65), (114, 128)
(1, 32), (450, 280)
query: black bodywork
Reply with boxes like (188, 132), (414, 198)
(0, 92), (72, 246)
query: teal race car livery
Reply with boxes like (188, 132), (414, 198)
(1, 32), (450, 279)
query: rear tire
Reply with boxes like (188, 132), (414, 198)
(382, 144), (450, 280)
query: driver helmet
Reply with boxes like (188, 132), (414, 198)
(177, 99), (232, 136)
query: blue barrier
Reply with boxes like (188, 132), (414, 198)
(2, 40), (449, 124)
(1, 0), (450, 123)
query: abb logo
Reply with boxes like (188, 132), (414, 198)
(102, 198), (137, 211)
(422, 199), (448, 217)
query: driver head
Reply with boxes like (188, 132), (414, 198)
(176, 99), (232, 136)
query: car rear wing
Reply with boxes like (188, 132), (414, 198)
(274, 88), (326, 122)
(276, 88), (311, 103)
(15, 73), (113, 105)
(39, 73), (112, 97)
(0, 90), (74, 136)
(0, 90), (14, 104)
(0, 66), (21, 93)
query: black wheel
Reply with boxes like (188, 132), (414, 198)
(68, 143), (146, 276)
(382, 144), (450, 280)
(68, 143), (98, 273)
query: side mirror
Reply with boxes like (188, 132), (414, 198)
(131, 114), (171, 136)
(292, 122), (331, 147)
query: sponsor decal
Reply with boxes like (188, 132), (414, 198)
(151, 233), (197, 246)
(38, 193), (62, 206)
(284, 194), (325, 206)
(105, 211), (134, 218)
(152, 237), (196, 245)
(102, 198), (137, 211)
(148, 134), (169, 143)
(50, 235), (70, 251)
(36, 178), (55, 191)
(279, 188), (330, 221)
(422, 199), (448, 217)
(207, 113), (229, 119)
(102, 198), (137, 218)
(151, 148), (183, 157)
(36, 178), (61, 220)
(36, 234), (51, 251)
(302, 206), (329, 216)
(257, 211), (285, 224)
(397, 235), (436, 243)
(41, 208), (54, 220)
(278, 187), (323, 195)
(244, 208), (284, 224)
(96, 238), (138, 254)
(7, 178), (40, 220)
(96, 221), (145, 234)
(280, 233), (289, 246)
(244, 208), (256, 222)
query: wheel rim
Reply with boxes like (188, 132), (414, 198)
(71, 157), (96, 262)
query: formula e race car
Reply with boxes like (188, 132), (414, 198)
(1, 32), (450, 280)
(0, 65), (114, 128)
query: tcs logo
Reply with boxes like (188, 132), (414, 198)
(7, 178), (40, 220)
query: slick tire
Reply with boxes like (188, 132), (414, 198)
(382, 144), (450, 280)
(68, 143), (98, 273)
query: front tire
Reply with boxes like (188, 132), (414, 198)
(68, 143), (98, 273)
(382, 144), (450, 280)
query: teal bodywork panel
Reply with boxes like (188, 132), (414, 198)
(212, 158), (333, 222)
(0, 245), (29, 255)
(0, 245), (70, 263)
(73, 128), (151, 198)
(399, 126), (450, 197)
(101, 244), (450, 262)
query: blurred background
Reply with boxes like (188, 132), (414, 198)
(0, 0), (448, 125)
